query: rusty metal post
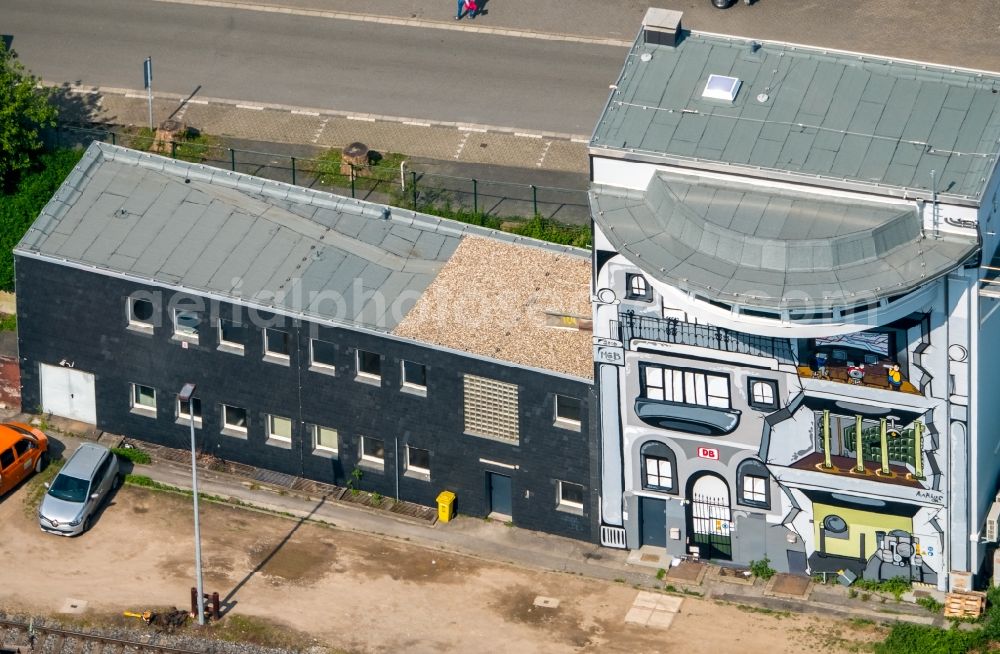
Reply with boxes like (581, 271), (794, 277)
(191, 587), (198, 617)
(211, 592), (221, 621)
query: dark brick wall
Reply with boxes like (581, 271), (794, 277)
(16, 256), (598, 542)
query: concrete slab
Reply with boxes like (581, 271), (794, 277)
(765, 573), (812, 599)
(533, 596), (560, 609)
(58, 598), (88, 614)
(646, 611), (677, 629)
(624, 607), (653, 625)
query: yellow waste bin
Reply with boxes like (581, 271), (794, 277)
(437, 490), (456, 523)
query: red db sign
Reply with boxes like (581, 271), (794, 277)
(697, 447), (719, 460)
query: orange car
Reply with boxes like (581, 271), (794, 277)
(0, 423), (49, 496)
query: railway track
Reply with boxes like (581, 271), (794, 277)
(0, 618), (203, 654)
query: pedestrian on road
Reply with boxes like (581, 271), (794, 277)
(455, 0), (464, 19)
(465, 0), (478, 19)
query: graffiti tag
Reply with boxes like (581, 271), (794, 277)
(914, 490), (944, 504)
(596, 346), (624, 365)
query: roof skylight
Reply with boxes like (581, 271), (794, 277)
(702, 74), (742, 102)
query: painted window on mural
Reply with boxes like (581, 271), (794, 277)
(625, 273), (653, 301)
(640, 441), (677, 493)
(736, 459), (770, 509)
(748, 378), (778, 410)
(642, 364), (730, 408)
(743, 476), (766, 503)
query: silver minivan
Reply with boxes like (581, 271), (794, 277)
(38, 443), (120, 536)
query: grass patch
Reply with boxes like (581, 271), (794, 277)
(875, 585), (1000, 653)
(749, 556), (776, 581)
(22, 457), (64, 517)
(312, 148), (407, 192)
(111, 446), (151, 465)
(916, 596), (944, 613)
(853, 578), (911, 602)
(731, 603), (792, 618)
(207, 613), (326, 651)
(0, 313), (15, 331)
(411, 204), (592, 248)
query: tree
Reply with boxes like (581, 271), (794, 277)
(0, 42), (57, 189)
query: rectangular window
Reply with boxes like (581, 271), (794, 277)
(558, 481), (584, 509)
(642, 364), (730, 408)
(554, 395), (582, 430)
(265, 328), (290, 358)
(407, 446), (430, 474)
(310, 339), (337, 371)
(464, 374), (519, 443)
(218, 318), (247, 351)
(361, 436), (385, 465)
(173, 309), (200, 342)
(222, 404), (248, 433)
(644, 457), (673, 490)
(177, 396), (202, 425)
(312, 425), (338, 454)
(130, 383), (157, 415)
(128, 297), (155, 330)
(743, 475), (767, 504)
(267, 415), (293, 443)
(357, 349), (381, 379)
(402, 360), (427, 390)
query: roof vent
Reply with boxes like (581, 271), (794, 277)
(642, 8), (682, 47)
(702, 74), (742, 102)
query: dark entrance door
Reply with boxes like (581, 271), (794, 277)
(639, 497), (667, 547)
(688, 474), (733, 560)
(487, 472), (512, 517)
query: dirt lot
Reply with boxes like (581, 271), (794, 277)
(0, 480), (884, 653)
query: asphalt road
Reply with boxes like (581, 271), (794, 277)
(3, 0), (626, 134)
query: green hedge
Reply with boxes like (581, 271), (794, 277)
(0, 149), (83, 290)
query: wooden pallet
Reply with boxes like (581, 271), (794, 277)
(943, 590), (986, 618)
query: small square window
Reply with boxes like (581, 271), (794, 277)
(555, 395), (582, 429)
(748, 378), (779, 410)
(310, 339), (337, 371)
(625, 273), (652, 301)
(558, 480), (584, 510)
(222, 404), (248, 433)
(131, 383), (156, 415)
(407, 446), (430, 474)
(313, 425), (338, 454)
(265, 328), (290, 358)
(267, 414), (293, 442)
(402, 361), (427, 390)
(361, 436), (385, 464)
(177, 396), (202, 425)
(357, 350), (381, 379)
(173, 309), (201, 342)
(128, 297), (155, 330)
(743, 475), (767, 504)
(219, 318), (247, 351)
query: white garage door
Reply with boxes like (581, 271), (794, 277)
(40, 364), (97, 425)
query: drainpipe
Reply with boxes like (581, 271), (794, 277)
(880, 418), (890, 475)
(822, 410), (832, 469)
(914, 421), (924, 479)
(855, 415), (864, 472)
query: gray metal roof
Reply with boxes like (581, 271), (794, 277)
(17, 142), (588, 339)
(591, 29), (1000, 203)
(591, 171), (978, 310)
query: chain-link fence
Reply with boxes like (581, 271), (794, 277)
(46, 124), (591, 225)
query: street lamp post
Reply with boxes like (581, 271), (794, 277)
(179, 382), (205, 626)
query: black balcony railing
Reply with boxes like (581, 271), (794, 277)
(613, 313), (795, 362)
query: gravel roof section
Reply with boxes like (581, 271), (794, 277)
(392, 236), (593, 379)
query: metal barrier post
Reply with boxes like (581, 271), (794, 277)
(291, 157), (296, 186)
(351, 164), (356, 198)
(411, 171), (418, 208)
(473, 179), (478, 214)
(229, 148), (236, 171)
(110, 131), (116, 146)
(171, 141), (177, 159)
(531, 185), (538, 217)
